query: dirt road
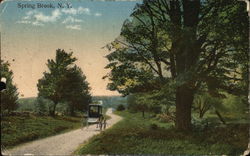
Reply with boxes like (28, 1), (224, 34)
(3, 108), (122, 155)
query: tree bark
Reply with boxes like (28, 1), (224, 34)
(172, 0), (200, 131)
(175, 85), (194, 131)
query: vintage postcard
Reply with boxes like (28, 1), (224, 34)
(0, 0), (249, 155)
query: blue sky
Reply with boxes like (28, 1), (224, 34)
(0, 0), (142, 97)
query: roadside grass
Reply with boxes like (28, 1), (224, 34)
(1, 114), (84, 149)
(75, 111), (248, 155)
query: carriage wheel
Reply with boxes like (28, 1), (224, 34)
(99, 121), (102, 130)
(86, 120), (89, 129)
(103, 119), (107, 129)
(81, 118), (86, 130)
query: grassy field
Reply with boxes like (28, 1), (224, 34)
(75, 111), (248, 155)
(1, 97), (117, 149)
(1, 114), (84, 149)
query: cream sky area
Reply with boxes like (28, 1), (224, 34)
(1, 0), (141, 97)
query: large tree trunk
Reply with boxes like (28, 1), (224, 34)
(170, 0), (200, 131)
(175, 85), (194, 131)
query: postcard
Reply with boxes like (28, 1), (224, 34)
(1, 0), (249, 155)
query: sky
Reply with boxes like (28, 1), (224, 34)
(0, 0), (142, 97)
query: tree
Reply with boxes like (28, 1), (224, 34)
(127, 91), (165, 118)
(104, 0), (248, 130)
(37, 49), (91, 116)
(61, 65), (92, 116)
(37, 49), (77, 116)
(193, 93), (226, 121)
(193, 94), (212, 119)
(0, 60), (19, 114)
(117, 104), (126, 111)
(34, 96), (53, 115)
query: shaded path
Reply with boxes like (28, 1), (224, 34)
(3, 108), (122, 155)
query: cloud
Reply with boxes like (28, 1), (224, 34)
(16, 6), (98, 29)
(16, 20), (44, 26)
(32, 21), (44, 26)
(94, 13), (102, 17)
(66, 25), (81, 30)
(78, 7), (90, 15)
(17, 9), (61, 26)
(34, 9), (61, 22)
(62, 16), (83, 24)
(22, 10), (38, 20)
(17, 20), (31, 24)
(62, 7), (90, 15)
(61, 8), (77, 15)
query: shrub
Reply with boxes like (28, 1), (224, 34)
(117, 104), (126, 111)
(156, 113), (175, 123)
(150, 123), (158, 130)
(1, 61), (19, 110)
(34, 97), (52, 115)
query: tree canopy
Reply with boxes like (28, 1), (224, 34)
(0, 60), (19, 114)
(37, 49), (91, 116)
(104, 0), (248, 130)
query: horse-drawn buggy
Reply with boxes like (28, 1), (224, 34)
(82, 101), (107, 130)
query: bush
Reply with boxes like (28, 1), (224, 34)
(34, 97), (53, 115)
(191, 116), (210, 131)
(117, 104), (126, 111)
(156, 113), (175, 123)
(1, 60), (19, 114)
(150, 123), (158, 130)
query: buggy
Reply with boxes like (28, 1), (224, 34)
(82, 101), (107, 130)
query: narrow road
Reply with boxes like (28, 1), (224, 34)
(3, 108), (122, 155)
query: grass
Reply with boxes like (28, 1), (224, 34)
(1, 114), (84, 149)
(75, 111), (248, 155)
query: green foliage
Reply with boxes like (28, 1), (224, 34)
(103, 0), (248, 130)
(60, 66), (92, 116)
(34, 97), (54, 115)
(116, 104), (125, 111)
(17, 96), (127, 116)
(76, 111), (248, 155)
(197, 0), (248, 96)
(156, 113), (175, 123)
(0, 60), (19, 114)
(37, 49), (91, 116)
(149, 123), (158, 130)
(127, 81), (176, 116)
(222, 93), (248, 118)
(17, 98), (36, 112)
(193, 93), (226, 118)
(37, 49), (77, 116)
(104, 0), (248, 95)
(1, 114), (83, 148)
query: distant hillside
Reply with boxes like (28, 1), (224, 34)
(17, 97), (37, 111)
(17, 96), (127, 112)
(92, 96), (127, 108)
